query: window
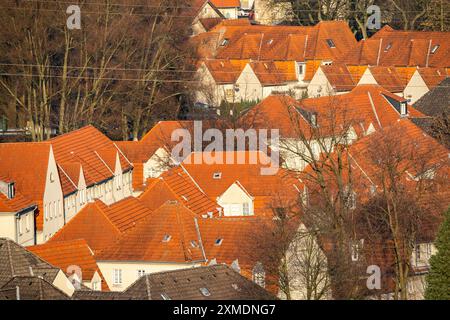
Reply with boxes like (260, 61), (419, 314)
(220, 39), (229, 46)
(92, 281), (100, 291)
(400, 102), (407, 115)
(113, 269), (122, 285)
(26, 214), (30, 232)
(199, 287), (211, 297)
(137, 270), (146, 278)
(58, 200), (62, 217)
(384, 43), (392, 52)
(161, 293), (171, 300)
(252, 262), (265, 288)
(45, 204), (49, 220)
(213, 172), (222, 179)
(243, 203), (250, 215)
(230, 204), (241, 215)
(214, 238), (223, 246)
(351, 239), (364, 261)
(190, 240), (199, 248)
(162, 234), (172, 242)
(326, 39), (335, 48)
(431, 44), (439, 54)
(297, 63), (304, 75)
(18, 217), (23, 235)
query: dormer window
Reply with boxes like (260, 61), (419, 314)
(326, 39), (336, 48)
(384, 43), (392, 52)
(214, 238), (223, 246)
(431, 44), (439, 54)
(161, 293), (171, 300)
(220, 39), (229, 46)
(213, 172), (222, 179)
(162, 234), (172, 242)
(400, 102), (407, 116)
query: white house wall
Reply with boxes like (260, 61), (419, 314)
(217, 183), (254, 216)
(404, 71), (429, 104)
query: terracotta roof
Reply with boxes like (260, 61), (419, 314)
(124, 264), (276, 300)
(320, 64), (366, 92)
(203, 59), (248, 84)
(249, 61), (297, 85)
(97, 202), (205, 263)
(0, 191), (35, 213)
(303, 60), (322, 81)
(49, 197), (153, 253)
(208, 21), (357, 62)
(50, 126), (132, 188)
(340, 28), (450, 67)
(199, 17), (223, 31)
(241, 85), (424, 140)
(210, 0), (240, 7)
(367, 66), (407, 92)
(72, 290), (135, 300)
(28, 239), (109, 291)
(417, 68), (448, 89)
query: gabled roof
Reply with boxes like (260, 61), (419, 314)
(203, 59), (248, 84)
(97, 202), (206, 263)
(49, 197), (153, 253)
(416, 68), (448, 89)
(248, 61), (297, 85)
(0, 191), (36, 213)
(49, 126), (132, 187)
(208, 20), (357, 62)
(0, 238), (60, 287)
(340, 28), (450, 67)
(124, 264), (275, 300)
(72, 290), (135, 300)
(366, 66), (407, 92)
(0, 143), (51, 211)
(241, 85), (424, 140)
(0, 276), (69, 300)
(320, 64), (366, 92)
(28, 239), (109, 291)
(413, 77), (450, 117)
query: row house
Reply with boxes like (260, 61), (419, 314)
(210, 0), (240, 19)
(0, 126), (133, 244)
(192, 20), (359, 106)
(308, 63), (448, 102)
(0, 180), (37, 247)
(298, 119), (450, 299)
(340, 26), (449, 69)
(240, 85), (424, 171)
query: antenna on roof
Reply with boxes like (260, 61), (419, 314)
(29, 266), (34, 276)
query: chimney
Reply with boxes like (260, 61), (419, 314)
(16, 286), (20, 301)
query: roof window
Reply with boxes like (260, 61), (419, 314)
(213, 172), (222, 179)
(431, 44), (439, 54)
(214, 238), (223, 246)
(220, 39), (229, 46)
(162, 234), (172, 242)
(199, 287), (211, 297)
(326, 39), (335, 48)
(190, 240), (199, 248)
(267, 39), (273, 45)
(384, 43), (392, 52)
(161, 293), (171, 300)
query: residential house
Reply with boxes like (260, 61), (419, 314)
(0, 143), (64, 243)
(0, 183), (37, 246)
(28, 239), (109, 291)
(404, 68), (448, 104)
(49, 196), (154, 254)
(189, 0), (225, 35)
(210, 0), (240, 19)
(0, 276), (70, 300)
(240, 85), (424, 171)
(339, 26), (450, 68)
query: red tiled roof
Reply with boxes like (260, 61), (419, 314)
(249, 61), (297, 85)
(340, 28), (450, 67)
(320, 64), (366, 92)
(210, 0), (240, 7)
(203, 59), (248, 84)
(417, 67), (449, 89)
(0, 191), (35, 213)
(97, 202), (205, 263)
(28, 239), (109, 291)
(49, 197), (153, 253)
(367, 66), (407, 92)
(50, 126), (132, 188)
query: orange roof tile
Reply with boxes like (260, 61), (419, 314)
(97, 202), (205, 263)
(28, 239), (110, 291)
(203, 59), (248, 84)
(0, 191), (36, 213)
(210, 0), (240, 7)
(368, 66), (407, 92)
(49, 197), (153, 253)
(303, 60), (322, 81)
(417, 67), (449, 89)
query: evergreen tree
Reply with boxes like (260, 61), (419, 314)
(425, 207), (450, 300)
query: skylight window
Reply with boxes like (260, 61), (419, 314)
(190, 240), (199, 248)
(220, 39), (229, 46)
(431, 44), (440, 54)
(326, 39), (335, 48)
(267, 39), (273, 45)
(162, 234), (172, 242)
(213, 172), (222, 179)
(161, 293), (171, 300)
(199, 287), (211, 297)
(384, 43), (392, 52)
(214, 238), (223, 246)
